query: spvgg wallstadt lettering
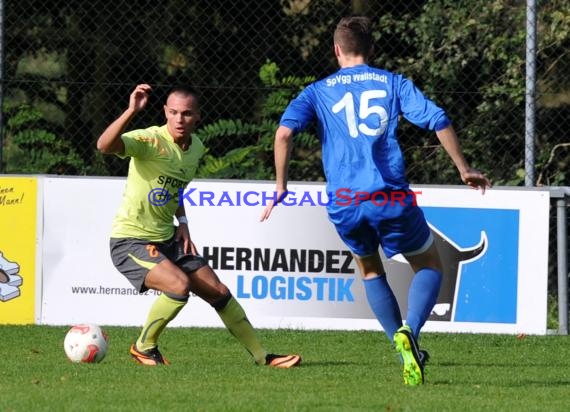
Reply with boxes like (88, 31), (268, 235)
(201, 247), (356, 302)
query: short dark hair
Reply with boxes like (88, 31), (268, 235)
(333, 16), (373, 58)
(167, 84), (201, 105)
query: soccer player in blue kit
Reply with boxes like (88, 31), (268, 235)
(261, 16), (491, 385)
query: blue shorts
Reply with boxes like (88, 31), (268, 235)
(327, 195), (431, 258)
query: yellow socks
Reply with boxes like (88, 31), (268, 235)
(217, 296), (267, 364)
(136, 293), (267, 364)
(136, 293), (187, 352)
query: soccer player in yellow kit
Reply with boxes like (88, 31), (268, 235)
(97, 83), (301, 368)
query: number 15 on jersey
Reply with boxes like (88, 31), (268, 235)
(332, 90), (388, 138)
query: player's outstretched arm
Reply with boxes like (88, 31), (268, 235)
(260, 126), (294, 221)
(435, 125), (492, 193)
(96, 84), (152, 155)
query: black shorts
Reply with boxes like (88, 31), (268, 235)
(110, 236), (208, 293)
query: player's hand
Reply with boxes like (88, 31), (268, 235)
(460, 168), (492, 194)
(129, 84), (152, 113)
(175, 223), (199, 255)
(175, 223), (197, 254)
(188, 240), (198, 256)
(259, 189), (288, 222)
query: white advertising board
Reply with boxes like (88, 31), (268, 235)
(40, 177), (550, 334)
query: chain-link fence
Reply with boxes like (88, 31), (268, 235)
(1, 0), (569, 325)
(2, 0), (568, 185)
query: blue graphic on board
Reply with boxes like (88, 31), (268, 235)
(423, 207), (519, 323)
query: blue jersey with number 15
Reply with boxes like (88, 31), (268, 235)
(280, 64), (451, 197)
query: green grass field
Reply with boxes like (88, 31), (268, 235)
(1, 325), (569, 411)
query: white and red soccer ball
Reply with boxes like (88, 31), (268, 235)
(63, 323), (108, 363)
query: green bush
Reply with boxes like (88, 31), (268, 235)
(4, 104), (85, 175)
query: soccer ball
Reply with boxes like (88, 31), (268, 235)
(63, 323), (108, 363)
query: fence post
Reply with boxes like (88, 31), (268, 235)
(525, 0), (537, 186)
(556, 193), (569, 335)
(0, 0), (5, 173)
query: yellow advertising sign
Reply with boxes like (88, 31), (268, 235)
(0, 176), (37, 324)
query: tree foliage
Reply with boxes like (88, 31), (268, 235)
(4, 104), (85, 174)
(1, 0), (568, 186)
(372, 0), (569, 186)
(194, 61), (321, 181)
(372, 1), (523, 185)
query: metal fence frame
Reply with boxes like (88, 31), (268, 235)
(551, 187), (570, 334)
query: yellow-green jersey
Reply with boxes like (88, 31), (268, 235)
(110, 125), (205, 241)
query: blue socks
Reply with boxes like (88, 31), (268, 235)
(405, 268), (442, 338)
(363, 269), (442, 342)
(363, 275), (403, 343)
